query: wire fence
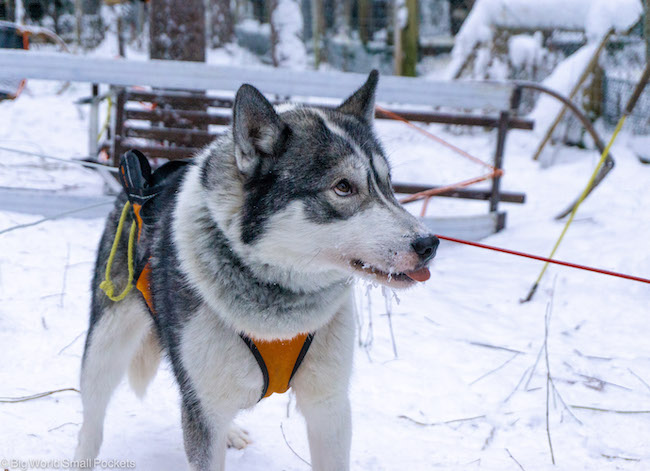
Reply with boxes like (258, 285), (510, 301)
(603, 73), (650, 134)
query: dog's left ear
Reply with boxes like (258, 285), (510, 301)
(232, 84), (288, 176)
(337, 69), (379, 123)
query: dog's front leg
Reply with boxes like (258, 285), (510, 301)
(298, 393), (351, 471)
(181, 398), (234, 471)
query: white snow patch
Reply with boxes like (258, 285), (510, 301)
(508, 32), (545, 73)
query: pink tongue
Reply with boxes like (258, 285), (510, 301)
(405, 267), (431, 282)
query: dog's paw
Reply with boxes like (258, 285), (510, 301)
(227, 423), (252, 449)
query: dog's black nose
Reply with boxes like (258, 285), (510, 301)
(412, 235), (439, 263)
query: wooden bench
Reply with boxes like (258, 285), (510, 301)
(0, 50), (533, 237)
(105, 87), (531, 214)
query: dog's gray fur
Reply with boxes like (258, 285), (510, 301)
(74, 71), (437, 470)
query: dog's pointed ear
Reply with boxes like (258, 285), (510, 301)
(337, 69), (379, 122)
(232, 84), (287, 176)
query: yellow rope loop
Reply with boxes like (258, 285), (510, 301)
(100, 201), (137, 302)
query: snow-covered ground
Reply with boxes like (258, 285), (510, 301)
(1, 69), (650, 470)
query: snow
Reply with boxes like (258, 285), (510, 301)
(271, 0), (307, 69)
(445, 0), (642, 79)
(527, 43), (598, 148)
(2, 56), (650, 470)
(508, 32), (544, 73)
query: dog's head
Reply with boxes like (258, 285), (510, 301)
(207, 71), (438, 289)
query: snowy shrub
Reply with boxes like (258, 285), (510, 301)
(271, 0), (307, 69)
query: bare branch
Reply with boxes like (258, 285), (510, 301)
(399, 414), (486, 427)
(470, 352), (520, 386)
(468, 341), (525, 354)
(280, 422), (311, 467)
(0, 387), (79, 403)
(505, 448), (526, 470)
(544, 300), (556, 465)
(381, 286), (398, 359)
(627, 368), (650, 393)
(48, 421), (80, 432)
(58, 330), (87, 355)
(570, 405), (650, 414)
(601, 454), (641, 462)
(60, 242), (71, 308)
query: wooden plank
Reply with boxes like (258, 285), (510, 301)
(489, 111), (510, 213)
(126, 89), (234, 108)
(375, 109), (534, 130)
(125, 91), (534, 129)
(125, 108), (231, 126)
(0, 50), (516, 110)
(114, 138), (200, 160)
(124, 126), (218, 147)
(393, 183), (525, 203)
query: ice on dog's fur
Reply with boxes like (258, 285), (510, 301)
(75, 71), (438, 471)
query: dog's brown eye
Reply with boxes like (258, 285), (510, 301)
(334, 179), (353, 197)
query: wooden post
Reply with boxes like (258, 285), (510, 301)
(75, 0), (82, 48)
(112, 89), (126, 167)
(643, 0), (650, 62)
(401, 0), (418, 77)
(116, 14), (125, 57)
(489, 111), (509, 214)
(393, 0), (403, 75)
(3, 0), (16, 21)
(311, 0), (323, 67)
(88, 83), (99, 158)
(358, 0), (370, 45)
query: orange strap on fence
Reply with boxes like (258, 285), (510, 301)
(374, 105), (502, 215)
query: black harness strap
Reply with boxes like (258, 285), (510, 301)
(239, 333), (271, 400)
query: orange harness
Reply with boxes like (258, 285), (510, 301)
(121, 152), (313, 401)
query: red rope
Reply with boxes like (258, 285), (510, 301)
(436, 235), (650, 285)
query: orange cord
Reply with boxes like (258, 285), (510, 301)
(375, 105), (495, 170)
(374, 105), (503, 215)
(9, 31), (30, 100)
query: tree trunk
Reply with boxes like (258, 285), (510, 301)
(150, 0), (207, 130)
(643, 0), (650, 62)
(358, 0), (371, 45)
(311, 0), (324, 67)
(400, 0), (418, 76)
(150, 0), (206, 62)
(270, 0), (279, 66)
(393, 0), (403, 75)
(207, 0), (234, 47)
(3, 0), (16, 22)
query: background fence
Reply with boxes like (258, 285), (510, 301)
(603, 73), (650, 134)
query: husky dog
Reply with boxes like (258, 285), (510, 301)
(75, 70), (438, 470)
